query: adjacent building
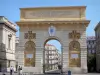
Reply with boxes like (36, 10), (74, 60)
(87, 36), (96, 72)
(0, 16), (17, 72)
(87, 36), (96, 55)
(45, 44), (61, 71)
(15, 37), (19, 71)
(95, 22), (100, 72)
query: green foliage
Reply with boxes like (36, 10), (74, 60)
(87, 54), (96, 72)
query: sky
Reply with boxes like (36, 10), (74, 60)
(46, 40), (61, 53)
(0, 0), (100, 50)
(0, 0), (100, 36)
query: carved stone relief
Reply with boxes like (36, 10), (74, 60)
(69, 41), (81, 67)
(24, 31), (36, 39)
(24, 41), (35, 67)
(24, 10), (80, 19)
(69, 30), (80, 40)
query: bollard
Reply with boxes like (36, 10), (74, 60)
(68, 70), (71, 75)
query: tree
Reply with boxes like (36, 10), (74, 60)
(87, 54), (96, 72)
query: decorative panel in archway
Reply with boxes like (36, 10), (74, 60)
(24, 41), (35, 67)
(69, 41), (81, 67)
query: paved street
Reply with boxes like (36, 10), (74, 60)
(65, 74), (100, 75)
(0, 73), (18, 75)
(0, 73), (100, 75)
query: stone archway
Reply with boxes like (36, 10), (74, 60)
(16, 6), (90, 74)
(24, 41), (36, 67)
(43, 37), (63, 73)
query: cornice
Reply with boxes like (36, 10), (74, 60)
(0, 22), (17, 32)
(20, 6), (86, 10)
(0, 16), (17, 31)
(16, 20), (90, 27)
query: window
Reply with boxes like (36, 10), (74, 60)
(8, 38), (11, 49)
(88, 50), (91, 54)
(92, 50), (95, 53)
(8, 60), (10, 67)
(8, 34), (12, 49)
(89, 41), (90, 44)
(93, 41), (94, 44)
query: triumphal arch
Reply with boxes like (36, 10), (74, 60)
(16, 6), (90, 74)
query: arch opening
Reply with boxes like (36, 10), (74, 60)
(43, 38), (62, 72)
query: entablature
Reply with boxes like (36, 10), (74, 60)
(20, 6), (86, 20)
(16, 20), (90, 27)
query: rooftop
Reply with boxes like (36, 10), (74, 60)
(94, 21), (100, 31)
(87, 36), (95, 40)
(0, 16), (17, 32)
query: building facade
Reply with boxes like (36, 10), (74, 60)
(16, 6), (90, 74)
(0, 16), (17, 72)
(95, 22), (100, 72)
(15, 37), (19, 71)
(45, 44), (61, 71)
(87, 36), (96, 55)
(87, 36), (96, 72)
